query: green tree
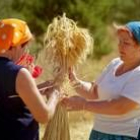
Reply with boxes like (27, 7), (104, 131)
(1, 0), (140, 58)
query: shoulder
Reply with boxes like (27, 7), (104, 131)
(17, 68), (33, 81)
(123, 65), (140, 85)
(2, 61), (23, 82)
(105, 57), (122, 70)
(6, 61), (23, 76)
(130, 66), (140, 79)
(109, 57), (122, 66)
(16, 68), (36, 93)
(134, 65), (140, 73)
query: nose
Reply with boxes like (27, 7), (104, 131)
(118, 42), (126, 50)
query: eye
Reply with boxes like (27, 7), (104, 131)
(21, 42), (28, 48)
(124, 42), (129, 45)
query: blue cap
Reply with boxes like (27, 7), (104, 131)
(126, 21), (140, 44)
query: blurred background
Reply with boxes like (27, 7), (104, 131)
(1, 0), (140, 59)
(1, 0), (140, 139)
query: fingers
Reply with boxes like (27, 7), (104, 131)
(39, 85), (54, 96)
(45, 80), (55, 86)
(61, 97), (72, 110)
(68, 67), (73, 74)
(93, 84), (98, 97)
(61, 96), (86, 111)
(68, 67), (77, 82)
(39, 85), (54, 92)
(68, 67), (73, 79)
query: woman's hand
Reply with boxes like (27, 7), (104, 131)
(40, 85), (55, 97)
(38, 80), (55, 96)
(68, 67), (79, 83)
(62, 95), (86, 111)
(42, 80), (55, 87)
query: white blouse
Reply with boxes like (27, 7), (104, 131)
(93, 57), (140, 138)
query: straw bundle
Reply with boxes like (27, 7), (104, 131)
(43, 13), (93, 140)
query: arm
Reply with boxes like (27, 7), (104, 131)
(16, 68), (60, 124)
(37, 80), (55, 95)
(74, 80), (98, 100)
(85, 96), (139, 115)
(63, 95), (139, 115)
(69, 68), (98, 100)
(37, 80), (54, 89)
(69, 59), (117, 100)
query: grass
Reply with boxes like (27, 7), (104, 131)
(39, 112), (93, 140)
(69, 118), (93, 140)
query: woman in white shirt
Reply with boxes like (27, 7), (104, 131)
(63, 21), (140, 140)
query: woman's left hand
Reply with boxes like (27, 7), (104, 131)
(62, 95), (86, 111)
(38, 80), (55, 96)
(40, 85), (54, 96)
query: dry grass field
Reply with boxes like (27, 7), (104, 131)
(40, 112), (93, 140)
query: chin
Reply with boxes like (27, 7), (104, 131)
(119, 55), (125, 61)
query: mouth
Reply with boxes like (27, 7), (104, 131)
(119, 52), (126, 58)
(119, 51), (125, 55)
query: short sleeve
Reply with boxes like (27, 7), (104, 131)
(96, 58), (121, 84)
(121, 71), (140, 104)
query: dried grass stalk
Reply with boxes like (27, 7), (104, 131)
(43, 13), (93, 140)
(44, 13), (93, 74)
(43, 104), (70, 140)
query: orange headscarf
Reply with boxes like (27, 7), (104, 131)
(0, 18), (32, 53)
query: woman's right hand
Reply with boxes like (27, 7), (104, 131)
(61, 95), (86, 111)
(68, 67), (79, 83)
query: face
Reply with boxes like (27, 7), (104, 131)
(10, 42), (29, 62)
(117, 30), (140, 62)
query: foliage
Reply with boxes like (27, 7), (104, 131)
(0, 0), (140, 58)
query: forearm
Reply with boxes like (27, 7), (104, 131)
(37, 81), (48, 89)
(37, 80), (54, 95)
(46, 95), (58, 119)
(84, 100), (122, 115)
(84, 97), (137, 115)
(37, 83), (48, 95)
(74, 80), (97, 100)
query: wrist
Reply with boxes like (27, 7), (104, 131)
(73, 79), (81, 88)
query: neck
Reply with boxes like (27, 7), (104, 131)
(0, 53), (12, 60)
(123, 58), (140, 70)
(116, 58), (140, 76)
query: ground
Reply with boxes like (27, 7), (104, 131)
(40, 112), (93, 140)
